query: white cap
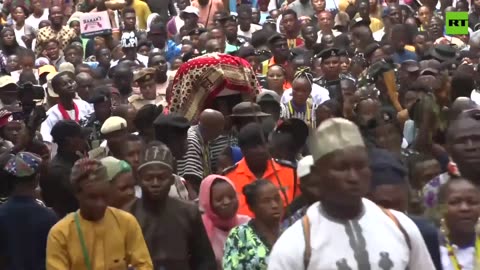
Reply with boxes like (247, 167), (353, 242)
(101, 116), (127, 135)
(297, 155), (313, 178)
(181, 6), (199, 18)
(46, 72), (59, 98)
(308, 118), (365, 162)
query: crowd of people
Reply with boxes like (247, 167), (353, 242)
(1, 0), (480, 268)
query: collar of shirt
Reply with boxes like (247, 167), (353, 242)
(235, 157), (281, 179)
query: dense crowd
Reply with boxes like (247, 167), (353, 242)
(0, 0), (480, 268)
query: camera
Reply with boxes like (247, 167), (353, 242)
(17, 82), (45, 101)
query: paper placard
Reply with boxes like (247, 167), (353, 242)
(80, 11), (112, 38)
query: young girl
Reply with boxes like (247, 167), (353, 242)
(199, 175), (250, 267)
(439, 177), (480, 270)
(223, 180), (283, 269)
(280, 68), (316, 128)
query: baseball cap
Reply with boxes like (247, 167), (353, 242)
(181, 6), (199, 18)
(0, 75), (16, 88)
(46, 72), (59, 98)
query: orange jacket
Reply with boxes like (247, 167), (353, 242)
(223, 158), (299, 217)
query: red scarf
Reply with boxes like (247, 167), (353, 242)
(58, 101), (79, 122)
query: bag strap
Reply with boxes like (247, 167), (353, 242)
(74, 212), (93, 270)
(204, 0), (214, 27)
(302, 215), (312, 270)
(381, 208), (412, 250)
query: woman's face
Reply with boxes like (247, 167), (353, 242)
(292, 78), (312, 106)
(70, 21), (81, 36)
(109, 172), (135, 208)
(211, 180), (238, 219)
(12, 7), (26, 23)
(252, 183), (283, 223)
(445, 180), (480, 236)
(267, 66), (285, 91)
(2, 30), (16, 46)
(2, 121), (23, 144)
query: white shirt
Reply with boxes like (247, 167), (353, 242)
(268, 198), (436, 270)
(14, 25), (27, 48)
(25, 9), (49, 30)
(281, 84), (330, 106)
(317, 29), (341, 43)
(238, 24), (262, 39)
(373, 28), (385, 42)
(40, 99), (93, 142)
(441, 245), (474, 270)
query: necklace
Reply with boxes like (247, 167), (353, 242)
(288, 100), (312, 128)
(441, 218), (480, 270)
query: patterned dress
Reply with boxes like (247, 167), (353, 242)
(223, 221), (271, 270)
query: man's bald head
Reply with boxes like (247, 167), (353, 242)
(199, 109), (225, 142)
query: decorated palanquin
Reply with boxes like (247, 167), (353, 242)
(167, 53), (260, 121)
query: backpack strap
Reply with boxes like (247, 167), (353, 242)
(302, 215), (312, 269)
(381, 208), (412, 250)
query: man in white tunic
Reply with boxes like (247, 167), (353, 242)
(268, 118), (436, 270)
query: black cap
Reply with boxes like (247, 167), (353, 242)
(274, 118), (309, 149)
(237, 46), (256, 58)
(188, 28), (207, 36)
(51, 120), (91, 144)
(153, 113), (190, 129)
(268, 33), (287, 46)
(316, 47), (340, 60)
(256, 90), (281, 104)
(369, 148), (407, 190)
(364, 43), (381, 58)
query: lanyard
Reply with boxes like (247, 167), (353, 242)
(202, 144), (211, 177)
(443, 227), (480, 270)
(58, 102), (80, 122)
(74, 212), (92, 270)
(288, 101), (311, 127)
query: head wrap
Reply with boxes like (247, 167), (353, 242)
(4, 152), (42, 178)
(71, 158), (108, 185)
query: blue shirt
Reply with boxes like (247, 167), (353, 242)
(392, 50), (418, 64)
(0, 196), (58, 270)
(166, 40), (182, 63)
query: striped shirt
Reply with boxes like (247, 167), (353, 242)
(280, 100), (316, 129)
(209, 133), (238, 173)
(176, 125), (211, 180)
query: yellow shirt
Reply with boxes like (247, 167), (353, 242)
(46, 207), (153, 270)
(129, 0), (152, 30)
(369, 17), (384, 33)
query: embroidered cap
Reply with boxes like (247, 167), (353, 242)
(308, 118), (365, 162)
(4, 152), (42, 178)
(138, 143), (174, 172)
(100, 156), (132, 182)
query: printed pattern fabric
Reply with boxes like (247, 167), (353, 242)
(223, 223), (269, 270)
(168, 53), (259, 121)
(35, 26), (77, 56)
